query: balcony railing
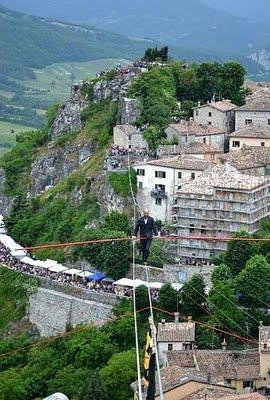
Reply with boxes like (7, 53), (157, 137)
(150, 189), (167, 199)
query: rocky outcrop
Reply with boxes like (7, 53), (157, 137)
(30, 139), (95, 195)
(49, 84), (88, 140)
(249, 49), (270, 71)
(118, 97), (141, 124)
(0, 168), (12, 216)
(93, 66), (142, 103)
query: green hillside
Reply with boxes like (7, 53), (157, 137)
(0, 5), (149, 72)
(0, 4), (149, 129)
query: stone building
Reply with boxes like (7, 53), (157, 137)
(192, 100), (237, 135)
(113, 124), (148, 151)
(172, 163), (270, 259)
(229, 124), (270, 150)
(165, 349), (262, 395)
(165, 120), (226, 151)
(221, 147), (270, 177)
(135, 156), (211, 222)
(157, 314), (195, 363)
(235, 97), (270, 131)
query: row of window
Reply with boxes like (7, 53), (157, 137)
(137, 169), (196, 179)
(232, 140), (266, 148)
(245, 118), (270, 125)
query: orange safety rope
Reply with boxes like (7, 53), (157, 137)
(18, 234), (270, 252)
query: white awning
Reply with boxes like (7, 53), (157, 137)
(11, 249), (27, 258)
(48, 265), (68, 273)
(133, 279), (148, 288)
(0, 234), (26, 255)
(76, 271), (93, 278)
(148, 281), (163, 289)
(172, 283), (183, 291)
(114, 278), (149, 288)
(20, 256), (40, 267)
(114, 278), (135, 287)
(63, 268), (81, 276)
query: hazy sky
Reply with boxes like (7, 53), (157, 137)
(1, 0), (269, 23)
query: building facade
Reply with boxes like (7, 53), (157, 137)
(220, 147), (270, 177)
(113, 124), (148, 150)
(135, 156), (211, 222)
(157, 314), (195, 364)
(173, 164), (270, 259)
(229, 125), (270, 150)
(235, 98), (270, 131)
(193, 100), (237, 135)
(165, 120), (226, 151)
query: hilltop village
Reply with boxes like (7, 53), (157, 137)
(1, 56), (270, 400)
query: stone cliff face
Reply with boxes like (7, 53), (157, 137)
(30, 65), (144, 198)
(49, 84), (88, 140)
(0, 168), (12, 216)
(249, 49), (270, 71)
(119, 97), (141, 124)
(30, 138), (96, 195)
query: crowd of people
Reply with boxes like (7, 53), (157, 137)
(0, 242), (161, 300)
(105, 145), (149, 171)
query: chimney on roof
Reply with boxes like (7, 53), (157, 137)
(161, 319), (166, 326)
(198, 101), (201, 107)
(189, 117), (193, 122)
(174, 312), (179, 323)
(188, 316), (193, 323)
(222, 338), (227, 351)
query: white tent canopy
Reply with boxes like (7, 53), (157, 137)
(114, 278), (136, 287)
(76, 271), (93, 278)
(20, 256), (41, 267)
(147, 281), (164, 289)
(172, 283), (183, 291)
(48, 265), (68, 273)
(63, 268), (81, 276)
(0, 234), (27, 258)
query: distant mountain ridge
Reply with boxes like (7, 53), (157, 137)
(0, 4), (152, 70)
(1, 0), (270, 65)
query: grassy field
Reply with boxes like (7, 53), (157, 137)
(17, 58), (131, 108)
(0, 121), (34, 156)
(0, 58), (130, 153)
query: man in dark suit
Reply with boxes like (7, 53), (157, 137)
(132, 208), (159, 264)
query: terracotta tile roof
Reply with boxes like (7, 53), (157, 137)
(178, 163), (266, 195)
(167, 350), (260, 382)
(193, 99), (238, 112)
(167, 121), (224, 136)
(166, 350), (195, 367)
(214, 394), (267, 400)
(185, 142), (221, 154)
(157, 321), (195, 342)
(187, 390), (266, 400)
(230, 124), (270, 139)
(221, 147), (270, 170)
(145, 155), (212, 170)
(156, 142), (221, 157)
(236, 97), (270, 112)
(247, 87), (270, 101)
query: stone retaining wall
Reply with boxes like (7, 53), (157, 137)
(28, 287), (114, 337)
(39, 277), (119, 306)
